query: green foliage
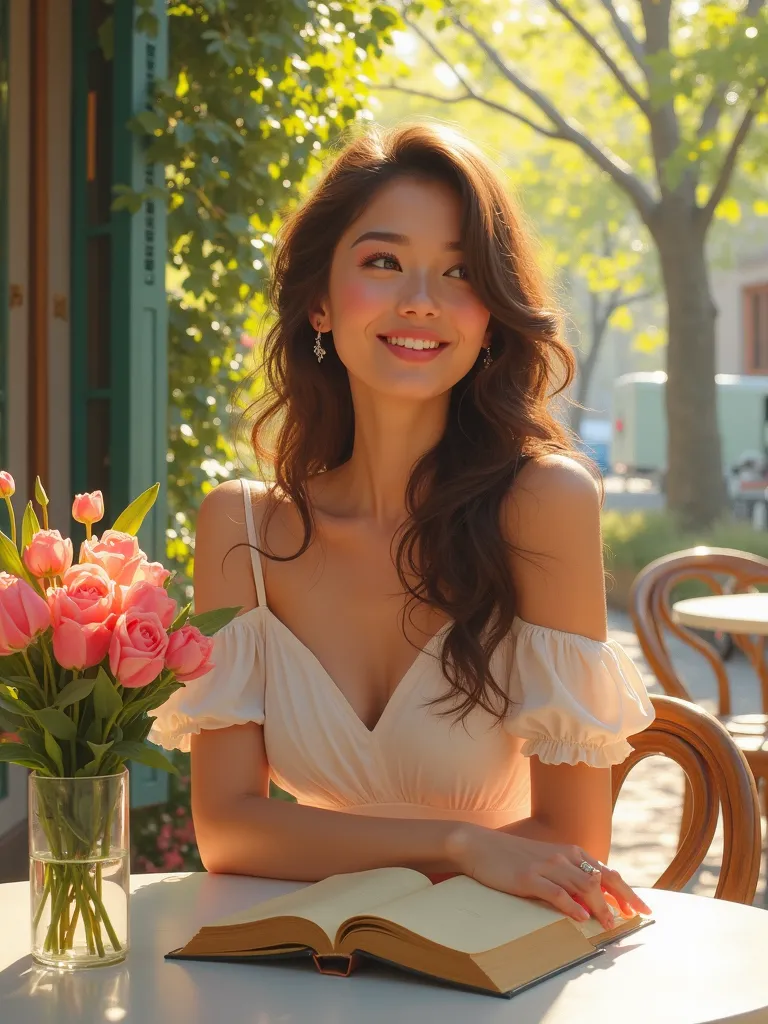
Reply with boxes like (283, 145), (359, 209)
(602, 509), (768, 573)
(120, 0), (399, 594)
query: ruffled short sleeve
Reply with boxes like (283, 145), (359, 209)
(147, 609), (266, 753)
(502, 618), (655, 768)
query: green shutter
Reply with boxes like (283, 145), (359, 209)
(72, 1), (170, 810)
(111, 0), (169, 565)
(113, 1), (169, 809)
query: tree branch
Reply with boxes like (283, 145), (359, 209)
(373, 84), (562, 138)
(450, 14), (656, 219)
(701, 81), (768, 228)
(544, 0), (648, 114)
(597, 0), (647, 73)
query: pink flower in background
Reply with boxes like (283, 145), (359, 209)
(23, 530), (73, 578)
(72, 490), (104, 528)
(164, 624), (214, 681)
(122, 580), (177, 629)
(239, 333), (255, 348)
(0, 573), (50, 655)
(52, 618), (114, 670)
(80, 530), (147, 586)
(109, 609), (169, 688)
(131, 560), (171, 588)
(52, 564), (119, 626)
(0, 472), (15, 498)
(162, 849), (185, 871)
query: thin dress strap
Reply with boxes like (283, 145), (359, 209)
(240, 478), (268, 608)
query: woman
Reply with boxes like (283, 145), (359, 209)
(150, 121), (655, 933)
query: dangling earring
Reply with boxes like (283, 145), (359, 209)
(314, 326), (327, 363)
(483, 346), (492, 369)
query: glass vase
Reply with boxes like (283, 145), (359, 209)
(28, 768), (130, 968)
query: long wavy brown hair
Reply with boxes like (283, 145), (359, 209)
(243, 120), (591, 726)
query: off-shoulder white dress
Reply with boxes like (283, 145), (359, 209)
(149, 479), (655, 829)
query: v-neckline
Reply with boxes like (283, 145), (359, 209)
(263, 607), (453, 735)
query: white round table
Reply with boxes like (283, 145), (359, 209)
(1, 872), (768, 1023)
(672, 592), (768, 636)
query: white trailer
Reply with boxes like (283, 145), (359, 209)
(611, 372), (768, 479)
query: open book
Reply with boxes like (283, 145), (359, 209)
(166, 868), (653, 998)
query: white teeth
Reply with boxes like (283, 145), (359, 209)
(384, 337), (441, 350)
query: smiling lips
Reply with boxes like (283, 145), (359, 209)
(377, 334), (449, 362)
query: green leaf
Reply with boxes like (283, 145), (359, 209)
(188, 606), (241, 636)
(169, 602), (192, 632)
(54, 676), (96, 711)
(97, 14), (114, 60)
(92, 667), (122, 723)
(35, 707), (77, 741)
(34, 476), (49, 508)
(43, 729), (64, 774)
(111, 483), (160, 536)
(21, 502), (41, 553)
(0, 743), (50, 771)
(85, 740), (114, 773)
(0, 529), (38, 587)
(111, 740), (179, 775)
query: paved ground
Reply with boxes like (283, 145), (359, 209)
(607, 609), (766, 906)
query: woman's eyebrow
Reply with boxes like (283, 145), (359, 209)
(350, 230), (462, 251)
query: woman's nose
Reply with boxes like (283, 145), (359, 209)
(396, 275), (440, 318)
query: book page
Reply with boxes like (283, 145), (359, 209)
(348, 874), (570, 954)
(211, 867), (431, 945)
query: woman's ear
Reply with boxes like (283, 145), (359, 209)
(309, 305), (330, 333)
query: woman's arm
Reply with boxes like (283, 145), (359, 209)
(497, 454), (613, 861)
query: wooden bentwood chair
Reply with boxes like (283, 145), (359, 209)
(612, 694), (761, 905)
(629, 548), (768, 833)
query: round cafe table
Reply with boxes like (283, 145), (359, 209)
(1, 871), (767, 1024)
(672, 592), (768, 636)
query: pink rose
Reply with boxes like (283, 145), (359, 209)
(122, 580), (177, 629)
(109, 609), (169, 688)
(51, 564), (119, 626)
(72, 490), (104, 527)
(164, 624), (214, 681)
(52, 618), (114, 670)
(0, 471), (15, 498)
(23, 530), (73, 578)
(0, 572), (51, 655)
(131, 560), (171, 588)
(80, 530), (147, 586)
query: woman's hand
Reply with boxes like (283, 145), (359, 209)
(446, 826), (652, 930)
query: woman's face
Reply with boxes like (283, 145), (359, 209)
(315, 176), (491, 400)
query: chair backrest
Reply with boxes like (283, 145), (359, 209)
(629, 546), (768, 715)
(612, 694), (762, 904)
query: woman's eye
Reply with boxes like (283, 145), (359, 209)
(447, 264), (470, 281)
(360, 253), (469, 280)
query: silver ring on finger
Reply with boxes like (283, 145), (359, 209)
(578, 859), (601, 875)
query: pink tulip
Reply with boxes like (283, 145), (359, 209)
(122, 580), (177, 629)
(51, 564), (119, 626)
(109, 609), (169, 688)
(164, 624), (214, 681)
(0, 472), (15, 498)
(72, 490), (104, 527)
(80, 530), (147, 586)
(52, 618), (114, 670)
(0, 572), (51, 655)
(131, 560), (171, 588)
(23, 530), (73, 578)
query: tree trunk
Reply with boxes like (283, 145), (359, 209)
(651, 203), (725, 529)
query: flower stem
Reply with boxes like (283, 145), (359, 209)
(3, 496), (15, 547)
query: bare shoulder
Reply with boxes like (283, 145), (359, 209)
(502, 454), (606, 636)
(194, 478), (270, 615)
(504, 454), (601, 543)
